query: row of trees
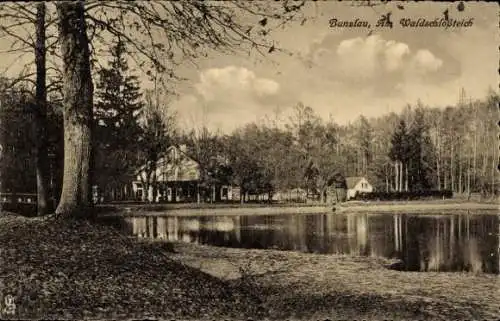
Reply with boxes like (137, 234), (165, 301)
(384, 95), (499, 196)
(172, 93), (499, 202)
(2, 81), (498, 206)
(0, 1), (306, 216)
(93, 39), (172, 202)
(0, 82), (64, 203)
(1, 2), (496, 216)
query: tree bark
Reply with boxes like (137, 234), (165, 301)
(443, 161), (448, 189)
(458, 144), (462, 194)
(436, 126), (441, 190)
(491, 145), (496, 195)
(385, 170), (389, 192)
(466, 152), (471, 196)
(399, 161), (403, 192)
(35, 2), (51, 215)
(472, 101), (477, 192)
(55, 2), (94, 217)
(404, 161), (408, 192)
(451, 144), (455, 192)
(394, 161), (399, 192)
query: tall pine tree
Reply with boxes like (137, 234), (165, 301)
(356, 115), (372, 176)
(407, 107), (435, 191)
(94, 39), (144, 201)
(389, 119), (409, 191)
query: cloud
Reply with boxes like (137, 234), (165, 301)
(328, 35), (413, 79)
(168, 9), (497, 133)
(172, 66), (285, 133)
(254, 78), (280, 97)
(194, 66), (280, 104)
(384, 41), (410, 72)
(304, 34), (445, 98)
(335, 35), (412, 78)
(336, 36), (380, 79)
(411, 49), (443, 73)
(311, 35), (444, 75)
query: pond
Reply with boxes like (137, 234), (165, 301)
(104, 212), (499, 274)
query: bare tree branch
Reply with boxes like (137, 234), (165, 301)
(13, 3), (36, 18)
(0, 24), (35, 48)
(2, 72), (37, 94)
(82, 1), (306, 84)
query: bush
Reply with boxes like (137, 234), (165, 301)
(352, 190), (453, 201)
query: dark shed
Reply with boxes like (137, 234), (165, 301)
(326, 173), (347, 203)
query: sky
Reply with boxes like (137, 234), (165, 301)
(167, 1), (498, 133)
(0, 1), (498, 134)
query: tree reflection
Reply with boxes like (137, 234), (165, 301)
(120, 212), (498, 274)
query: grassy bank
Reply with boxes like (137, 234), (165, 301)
(338, 200), (498, 213)
(98, 199), (498, 217)
(1, 211), (497, 320)
(100, 205), (331, 217)
(170, 242), (500, 321)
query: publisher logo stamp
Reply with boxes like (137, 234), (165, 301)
(1, 294), (16, 316)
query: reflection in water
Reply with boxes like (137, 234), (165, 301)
(117, 212), (499, 274)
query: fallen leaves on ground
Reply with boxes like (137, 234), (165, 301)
(1, 211), (498, 321)
(171, 242), (500, 321)
(0, 213), (262, 320)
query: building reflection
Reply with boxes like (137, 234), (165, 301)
(123, 211), (499, 274)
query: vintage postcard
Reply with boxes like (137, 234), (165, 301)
(0, 1), (498, 320)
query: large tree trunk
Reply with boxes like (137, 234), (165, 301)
(35, 2), (51, 215)
(55, 2), (94, 217)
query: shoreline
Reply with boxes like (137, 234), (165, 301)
(338, 201), (498, 213)
(1, 213), (498, 320)
(167, 242), (499, 320)
(100, 200), (498, 217)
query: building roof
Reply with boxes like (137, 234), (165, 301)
(135, 145), (199, 175)
(346, 177), (365, 189)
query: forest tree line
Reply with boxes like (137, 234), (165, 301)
(0, 1), (308, 215)
(2, 51), (498, 203)
(1, 1), (494, 218)
(177, 92), (499, 200)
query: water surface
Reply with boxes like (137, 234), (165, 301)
(105, 211), (499, 274)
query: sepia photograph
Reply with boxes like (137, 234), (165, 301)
(0, 1), (498, 320)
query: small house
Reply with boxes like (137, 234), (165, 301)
(132, 145), (201, 202)
(132, 145), (240, 203)
(346, 176), (373, 200)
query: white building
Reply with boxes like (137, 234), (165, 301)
(132, 145), (201, 202)
(132, 145), (238, 203)
(346, 176), (373, 200)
